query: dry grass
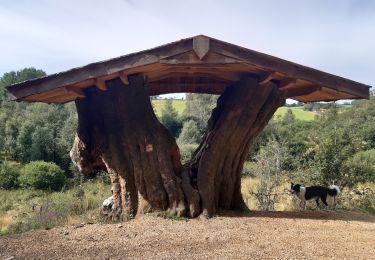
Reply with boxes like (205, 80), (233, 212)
(241, 177), (297, 211)
(241, 177), (375, 212)
(0, 180), (111, 235)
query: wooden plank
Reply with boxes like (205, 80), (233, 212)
(149, 82), (228, 95)
(278, 79), (297, 89)
(284, 85), (321, 98)
(148, 71), (238, 82)
(7, 35), (370, 103)
(8, 37), (194, 100)
(42, 94), (76, 104)
(210, 39), (370, 99)
(65, 86), (85, 98)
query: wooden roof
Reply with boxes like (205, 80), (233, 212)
(7, 35), (370, 103)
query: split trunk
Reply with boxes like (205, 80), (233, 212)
(70, 74), (285, 219)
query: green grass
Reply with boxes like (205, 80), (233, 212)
(152, 99), (186, 116)
(152, 99), (315, 121)
(274, 107), (316, 121)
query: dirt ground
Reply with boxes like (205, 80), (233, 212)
(1, 210), (374, 260)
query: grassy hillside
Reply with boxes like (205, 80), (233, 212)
(152, 99), (316, 121)
(274, 107), (316, 121)
(152, 99), (186, 116)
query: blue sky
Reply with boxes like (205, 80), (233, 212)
(1, 0), (374, 97)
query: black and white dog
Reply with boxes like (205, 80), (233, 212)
(290, 183), (340, 209)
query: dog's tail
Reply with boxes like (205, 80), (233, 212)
(328, 185), (340, 196)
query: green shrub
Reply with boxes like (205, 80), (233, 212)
(178, 143), (198, 164)
(0, 162), (20, 189)
(343, 149), (375, 187)
(19, 161), (66, 191)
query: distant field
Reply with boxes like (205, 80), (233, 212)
(152, 99), (186, 116)
(152, 100), (316, 121)
(274, 107), (316, 121)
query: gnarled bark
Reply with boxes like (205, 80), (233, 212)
(70, 74), (285, 219)
(190, 76), (286, 217)
(70, 74), (198, 220)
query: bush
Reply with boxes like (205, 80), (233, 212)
(0, 162), (20, 189)
(178, 143), (198, 164)
(342, 149), (375, 187)
(19, 161), (66, 191)
(178, 120), (201, 144)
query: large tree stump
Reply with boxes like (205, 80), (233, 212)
(70, 75), (193, 220)
(70, 74), (285, 219)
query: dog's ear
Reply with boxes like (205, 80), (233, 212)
(291, 182), (294, 186)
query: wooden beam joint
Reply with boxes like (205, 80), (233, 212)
(64, 86), (85, 98)
(258, 72), (276, 86)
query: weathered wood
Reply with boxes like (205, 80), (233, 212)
(70, 74), (201, 219)
(259, 72), (276, 85)
(285, 85), (321, 98)
(189, 75), (286, 218)
(95, 78), (107, 91)
(7, 35), (370, 103)
(193, 35), (210, 60)
(278, 79), (297, 89)
(70, 73), (286, 219)
(119, 72), (129, 85)
(65, 86), (85, 98)
(210, 39), (370, 99)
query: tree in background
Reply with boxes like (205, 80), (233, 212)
(0, 161), (21, 189)
(0, 68), (46, 102)
(0, 68), (77, 177)
(177, 94), (218, 164)
(182, 93), (218, 139)
(160, 99), (182, 137)
(178, 120), (201, 145)
(252, 138), (291, 211)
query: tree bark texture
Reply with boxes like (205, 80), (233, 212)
(70, 74), (285, 219)
(70, 75), (192, 220)
(190, 76), (286, 217)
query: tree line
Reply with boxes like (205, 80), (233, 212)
(1, 67), (374, 191)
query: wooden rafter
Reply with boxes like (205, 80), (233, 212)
(278, 79), (297, 89)
(119, 72), (129, 85)
(65, 86), (85, 98)
(95, 78), (107, 91)
(284, 85), (321, 98)
(258, 72), (276, 86)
